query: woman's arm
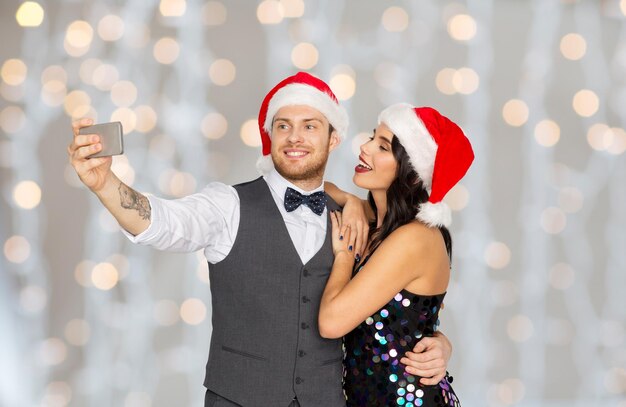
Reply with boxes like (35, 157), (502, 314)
(324, 181), (374, 219)
(325, 181), (375, 258)
(319, 214), (447, 338)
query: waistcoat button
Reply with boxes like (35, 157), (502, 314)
(295, 377), (303, 384)
(301, 322), (309, 329)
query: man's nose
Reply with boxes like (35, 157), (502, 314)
(287, 126), (304, 143)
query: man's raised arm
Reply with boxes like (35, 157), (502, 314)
(67, 118), (150, 236)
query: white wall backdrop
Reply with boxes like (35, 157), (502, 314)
(1, 0), (625, 406)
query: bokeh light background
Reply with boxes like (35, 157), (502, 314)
(1, 0), (626, 406)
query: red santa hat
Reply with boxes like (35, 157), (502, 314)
(256, 72), (349, 173)
(378, 103), (474, 228)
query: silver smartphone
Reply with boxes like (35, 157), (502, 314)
(79, 121), (124, 158)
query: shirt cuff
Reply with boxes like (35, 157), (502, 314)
(120, 195), (163, 244)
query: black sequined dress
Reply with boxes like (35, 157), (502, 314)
(343, 256), (460, 407)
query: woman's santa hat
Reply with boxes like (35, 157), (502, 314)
(378, 103), (474, 228)
(256, 72), (349, 174)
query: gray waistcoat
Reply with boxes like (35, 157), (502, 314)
(204, 177), (345, 407)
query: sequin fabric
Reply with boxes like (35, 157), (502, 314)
(343, 260), (460, 406)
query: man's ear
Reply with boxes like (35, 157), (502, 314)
(328, 130), (341, 152)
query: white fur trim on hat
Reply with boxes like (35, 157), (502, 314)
(378, 103), (437, 192)
(263, 83), (348, 141)
(416, 201), (452, 228)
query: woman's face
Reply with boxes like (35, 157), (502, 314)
(353, 123), (398, 192)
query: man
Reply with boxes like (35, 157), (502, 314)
(68, 72), (451, 406)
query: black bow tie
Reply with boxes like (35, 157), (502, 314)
(284, 187), (327, 216)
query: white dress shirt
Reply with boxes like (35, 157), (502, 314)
(123, 169), (328, 264)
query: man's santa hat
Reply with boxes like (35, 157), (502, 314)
(378, 103), (474, 228)
(256, 72), (349, 174)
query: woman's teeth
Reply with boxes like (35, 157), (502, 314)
(358, 160), (372, 170)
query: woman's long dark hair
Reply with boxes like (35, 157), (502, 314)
(367, 137), (452, 260)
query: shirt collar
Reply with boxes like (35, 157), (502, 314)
(264, 168), (324, 203)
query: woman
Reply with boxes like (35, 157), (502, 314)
(320, 103), (474, 407)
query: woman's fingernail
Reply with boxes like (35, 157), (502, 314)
(355, 254), (361, 262)
(339, 235), (343, 240)
(348, 245), (353, 251)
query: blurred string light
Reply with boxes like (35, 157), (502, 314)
(444, 184), (470, 211)
(484, 241), (512, 270)
(154, 300), (180, 326)
(586, 123), (626, 154)
(572, 89), (599, 117)
(180, 298), (207, 325)
(91, 262), (119, 290)
(208, 59), (236, 86)
(329, 65), (356, 101)
(41, 65), (68, 107)
(1, 59), (28, 86)
(381, 7), (409, 32)
(257, 0), (284, 24)
(43, 381), (72, 406)
(110, 80), (138, 107)
(157, 169), (197, 197)
(201, 112), (228, 140)
(240, 118), (261, 147)
(111, 107), (137, 133)
(63, 90), (92, 119)
(447, 14), (477, 41)
(533, 119), (560, 147)
(110, 155), (136, 186)
(436, 67), (480, 95)
(4, 235), (31, 264)
(15, 1), (45, 27)
(97, 15), (125, 41)
(560, 33), (586, 60)
(39, 338), (68, 366)
(202, 1), (227, 26)
(0, 106), (26, 133)
(159, 0), (187, 17)
(134, 105), (158, 133)
(291, 42), (318, 70)
(13, 180), (42, 209)
(502, 98), (529, 127)
(153, 37), (180, 64)
(64, 20), (94, 57)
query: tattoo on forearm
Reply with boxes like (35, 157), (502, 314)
(118, 182), (151, 220)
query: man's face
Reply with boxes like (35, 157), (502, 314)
(270, 105), (340, 182)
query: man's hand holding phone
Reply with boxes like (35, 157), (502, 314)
(68, 118), (123, 193)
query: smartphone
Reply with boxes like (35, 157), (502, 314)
(79, 121), (124, 158)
